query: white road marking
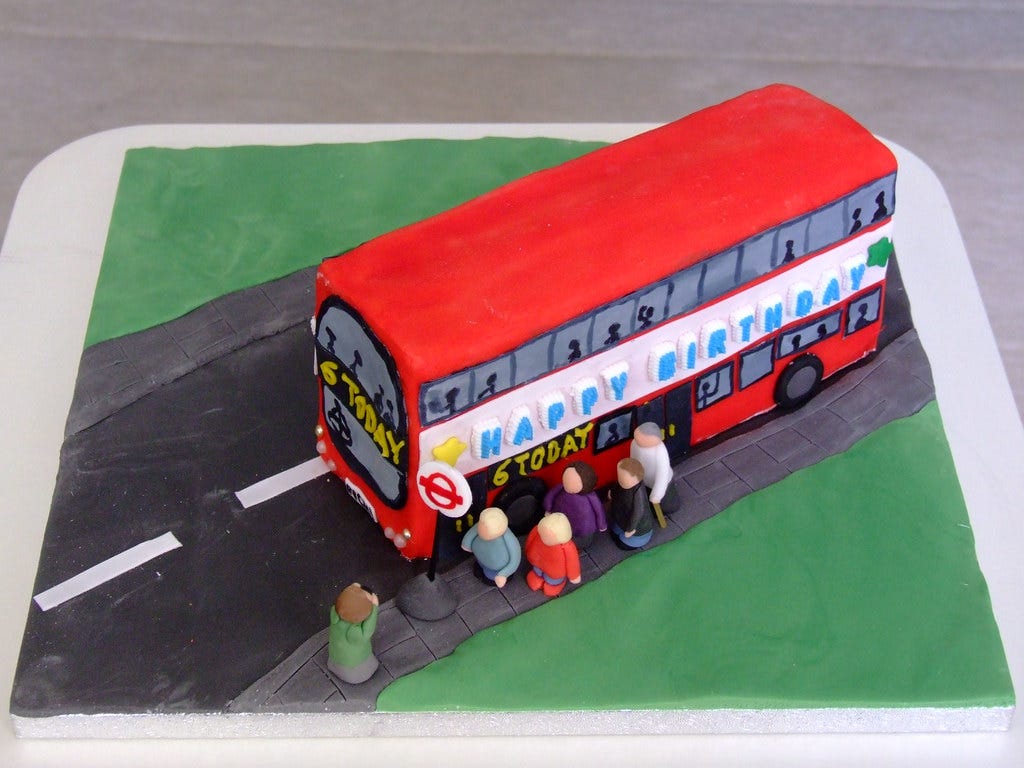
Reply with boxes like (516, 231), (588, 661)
(33, 531), (183, 612)
(234, 456), (331, 509)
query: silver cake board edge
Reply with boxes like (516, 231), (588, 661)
(11, 705), (1014, 739)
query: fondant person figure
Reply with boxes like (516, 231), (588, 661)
(525, 513), (581, 598)
(461, 507), (522, 588)
(327, 582), (380, 684)
(630, 421), (681, 516)
(609, 458), (655, 549)
(543, 461), (607, 548)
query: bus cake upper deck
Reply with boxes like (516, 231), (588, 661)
(316, 84), (897, 389)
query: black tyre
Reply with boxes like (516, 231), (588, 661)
(774, 354), (823, 410)
(493, 477), (547, 535)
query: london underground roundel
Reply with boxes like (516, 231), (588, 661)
(416, 461), (472, 518)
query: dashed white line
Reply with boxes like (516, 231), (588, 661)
(234, 456), (331, 509)
(34, 531), (183, 612)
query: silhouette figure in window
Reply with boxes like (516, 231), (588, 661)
(477, 373), (498, 399)
(697, 373), (724, 410)
(567, 339), (582, 362)
(791, 333), (802, 353)
(327, 401), (353, 447)
(637, 305), (655, 329)
(604, 322), (622, 345)
(604, 422), (621, 448)
(427, 387), (460, 416)
(324, 326), (338, 355)
(443, 388), (459, 416)
(849, 208), (863, 235)
(853, 302), (871, 331)
(783, 239), (796, 263)
(350, 349), (363, 374)
(373, 384), (396, 428)
(871, 191), (889, 222)
(816, 323), (827, 340)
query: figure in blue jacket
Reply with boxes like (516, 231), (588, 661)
(461, 507), (521, 588)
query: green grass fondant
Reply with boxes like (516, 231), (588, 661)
(377, 402), (1013, 712)
(87, 137), (606, 347)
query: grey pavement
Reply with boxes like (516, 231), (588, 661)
(228, 328), (935, 714)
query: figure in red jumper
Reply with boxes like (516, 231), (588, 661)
(525, 513), (581, 597)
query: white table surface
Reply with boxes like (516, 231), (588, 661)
(0, 125), (1021, 766)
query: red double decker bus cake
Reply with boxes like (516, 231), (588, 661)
(314, 84), (896, 561)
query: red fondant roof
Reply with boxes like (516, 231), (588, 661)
(318, 84), (896, 383)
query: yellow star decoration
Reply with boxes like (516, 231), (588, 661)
(432, 436), (468, 467)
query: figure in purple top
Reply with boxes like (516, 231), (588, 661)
(543, 460), (607, 548)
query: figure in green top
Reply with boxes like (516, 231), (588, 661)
(327, 582), (380, 684)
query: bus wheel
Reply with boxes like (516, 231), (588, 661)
(774, 354), (824, 410)
(493, 477), (547, 536)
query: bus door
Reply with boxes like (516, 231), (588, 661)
(664, 383), (692, 460)
(635, 382), (692, 462)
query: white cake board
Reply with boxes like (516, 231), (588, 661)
(0, 125), (1020, 765)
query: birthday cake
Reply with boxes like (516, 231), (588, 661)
(9, 85), (1014, 737)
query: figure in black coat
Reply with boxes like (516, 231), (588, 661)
(608, 457), (655, 549)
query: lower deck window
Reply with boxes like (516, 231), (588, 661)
(696, 362), (734, 411)
(594, 410), (633, 452)
(739, 341), (774, 389)
(845, 286), (882, 335)
(778, 310), (841, 359)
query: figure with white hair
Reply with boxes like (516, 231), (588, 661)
(630, 421), (681, 517)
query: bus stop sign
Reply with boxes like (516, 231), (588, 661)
(416, 461), (472, 518)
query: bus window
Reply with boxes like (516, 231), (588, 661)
(635, 282), (670, 330)
(777, 216), (810, 264)
(845, 287), (882, 335)
(471, 355), (513, 402)
(738, 230), (776, 283)
(778, 310), (842, 359)
(696, 362), (734, 411)
(808, 200), (846, 256)
(594, 410), (633, 453)
(511, 335), (553, 390)
(552, 314), (594, 366)
(422, 370), (472, 424)
(700, 249), (739, 303)
(845, 174), (896, 235)
(848, 175), (896, 226)
(594, 299), (636, 349)
(666, 263), (702, 318)
(740, 341), (775, 389)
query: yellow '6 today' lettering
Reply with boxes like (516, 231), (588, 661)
(491, 423), (594, 488)
(333, 371), (406, 466)
(319, 360), (339, 386)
